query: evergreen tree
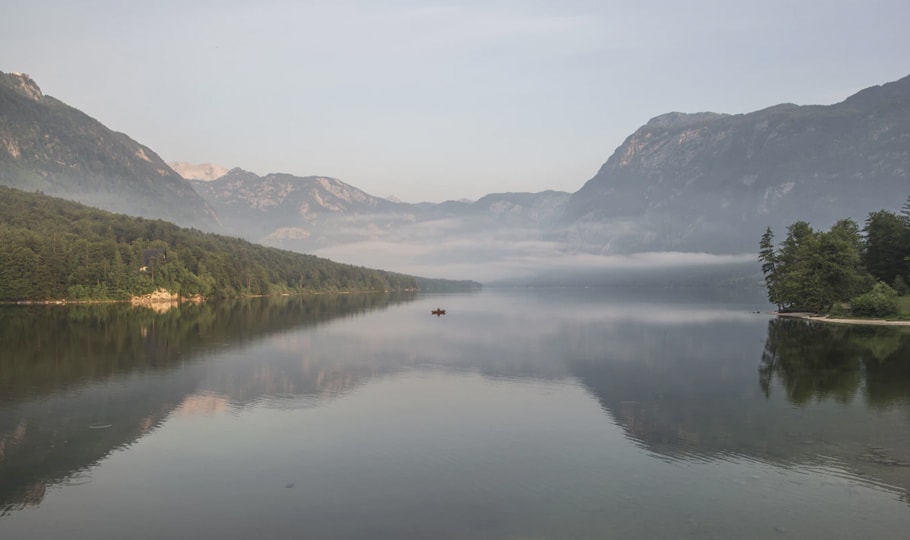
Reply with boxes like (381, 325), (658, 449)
(817, 219), (873, 305)
(763, 220), (873, 312)
(774, 221), (818, 311)
(758, 227), (781, 310)
(863, 210), (909, 286)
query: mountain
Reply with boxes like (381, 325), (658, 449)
(0, 71), (218, 229)
(191, 168), (571, 253)
(189, 74), (909, 277)
(169, 161), (229, 181)
(189, 169), (408, 246)
(564, 75), (910, 253)
(5, 68), (907, 285)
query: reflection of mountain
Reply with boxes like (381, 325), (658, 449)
(0, 365), (199, 514)
(566, 317), (910, 491)
(191, 291), (569, 411)
(0, 293), (415, 512)
(566, 320), (769, 456)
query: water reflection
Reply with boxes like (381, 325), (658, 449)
(760, 317), (910, 407)
(0, 292), (415, 513)
(2, 290), (910, 537)
(565, 313), (910, 498)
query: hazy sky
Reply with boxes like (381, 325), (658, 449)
(2, 0), (908, 202)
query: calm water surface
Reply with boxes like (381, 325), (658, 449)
(1, 290), (909, 539)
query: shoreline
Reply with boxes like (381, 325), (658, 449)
(0, 288), (420, 307)
(777, 312), (910, 327)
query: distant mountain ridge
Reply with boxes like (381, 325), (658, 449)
(0, 71), (218, 229)
(191, 168), (570, 252)
(189, 169), (408, 246)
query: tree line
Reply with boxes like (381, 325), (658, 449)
(759, 195), (910, 317)
(0, 187), (476, 301)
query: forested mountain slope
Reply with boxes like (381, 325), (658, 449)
(0, 186), (477, 301)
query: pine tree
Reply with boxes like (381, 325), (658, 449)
(758, 227), (781, 310)
(863, 210), (907, 285)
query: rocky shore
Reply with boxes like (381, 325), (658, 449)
(129, 289), (202, 312)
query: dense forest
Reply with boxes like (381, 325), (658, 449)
(759, 196), (910, 317)
(0, 187), (479, 301)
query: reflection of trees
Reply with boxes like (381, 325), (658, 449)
(568, 317), (910, 494)
(759, 318), (910, 406)
(0, 293), (413, 405)
(0, 292), (414, 513)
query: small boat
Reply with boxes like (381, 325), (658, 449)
(431, 308), (446, 316)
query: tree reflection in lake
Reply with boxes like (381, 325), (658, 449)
(563, 309), (910, 496)
(760, 318), (910, 407)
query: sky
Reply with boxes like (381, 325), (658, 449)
(2, 0), (909, 203)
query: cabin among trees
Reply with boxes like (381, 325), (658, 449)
(140, 248), (166, 272)
(141, 248), (166, 267)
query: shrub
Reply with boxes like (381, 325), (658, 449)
(828, 303), (850, 318)
(892, 275), (909, 296)
(850, 282), (899, 318)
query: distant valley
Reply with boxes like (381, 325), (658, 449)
(194, 167), (578, 283)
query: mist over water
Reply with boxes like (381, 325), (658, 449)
(309, 225), (759, 283)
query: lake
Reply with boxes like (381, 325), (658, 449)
(2, 289), (909, 539)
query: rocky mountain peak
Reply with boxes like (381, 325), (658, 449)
(169, 161), (229, 181)
(644, 111), (727, 130)
(0, 72), (43, 101)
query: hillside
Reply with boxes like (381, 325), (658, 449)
(0, 186), (478, 301)
(0, 71), (218, 229)
(564, 75), (910, 253)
